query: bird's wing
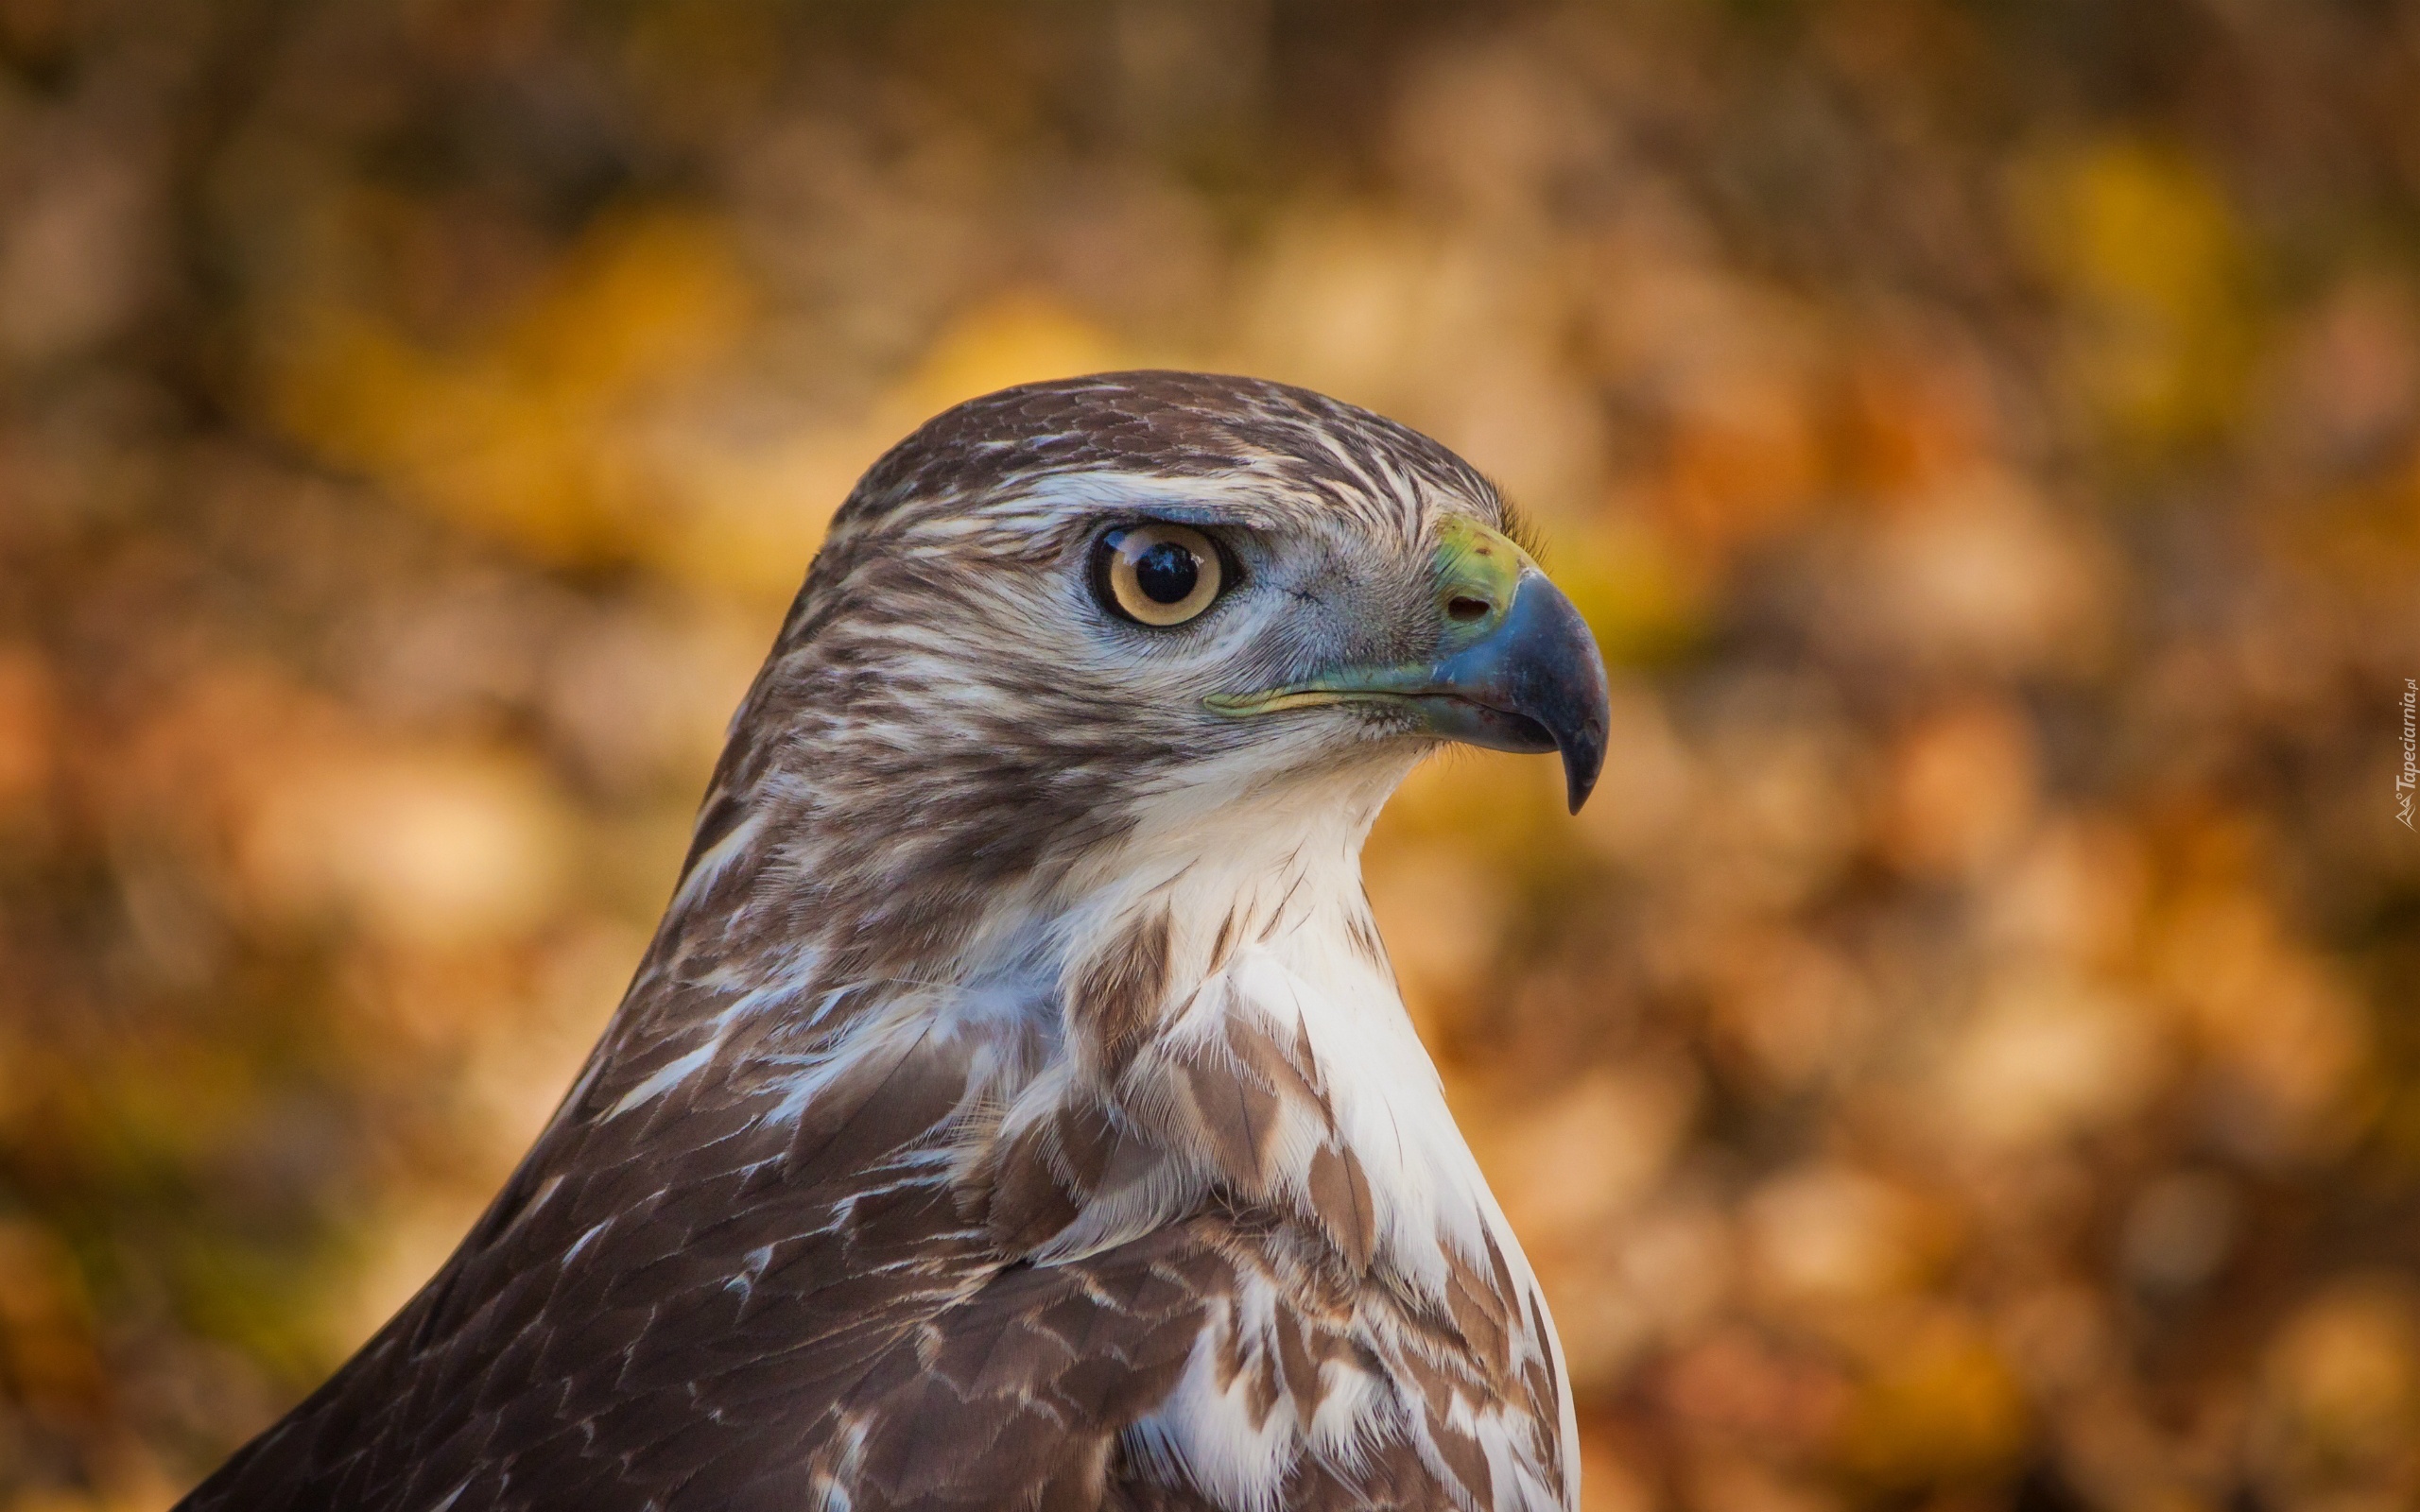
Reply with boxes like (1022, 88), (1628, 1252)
(175, 1000), (1198, 1511)
(175, 1004), (1116, 1510)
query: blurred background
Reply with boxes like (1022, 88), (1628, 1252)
(3, 1), (2419, 1508)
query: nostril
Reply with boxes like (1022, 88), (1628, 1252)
(1446, 596), (1492, 624)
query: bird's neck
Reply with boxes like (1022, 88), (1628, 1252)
(971, 762), (1527, 1295)
(601, 753), (1526, 1293)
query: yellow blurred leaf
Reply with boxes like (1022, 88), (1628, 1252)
(270, 211), (753, 564)
(2017, 139), (2257, 453)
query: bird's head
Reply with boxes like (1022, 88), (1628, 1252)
(679, 371), (1608, 974)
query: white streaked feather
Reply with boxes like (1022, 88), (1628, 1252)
(1127, 1288), (1305, 1512)
(605, 1041), (718, 1119)
(668, 809), (767, 914)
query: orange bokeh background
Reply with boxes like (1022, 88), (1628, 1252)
(3, 3), (2418, 1509)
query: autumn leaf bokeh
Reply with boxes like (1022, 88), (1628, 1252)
(3, 4), (2418, 1510)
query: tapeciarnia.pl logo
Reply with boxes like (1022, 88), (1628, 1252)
(2400, 678), (2417, 832)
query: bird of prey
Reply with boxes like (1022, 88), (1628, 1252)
(181, 371), (1611, 1512)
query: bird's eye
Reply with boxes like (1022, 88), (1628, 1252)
(1094, 524), (1224, 627)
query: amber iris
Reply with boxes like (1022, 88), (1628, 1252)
(1096, 523), (1222, 627)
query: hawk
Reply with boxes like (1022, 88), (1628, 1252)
(182, 372), (1612, 1512)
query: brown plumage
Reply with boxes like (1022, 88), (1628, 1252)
(179, 371), (1610, 1512)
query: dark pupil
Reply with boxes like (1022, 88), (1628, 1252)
(1133, 541), (1199, 604)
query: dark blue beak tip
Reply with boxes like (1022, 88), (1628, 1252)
(1564, 728), (1606, 814)
(1513, 576), (1610, 816)
(1560, 682), (1609, 814)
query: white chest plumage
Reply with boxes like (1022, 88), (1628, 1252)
(1129, 923), (1582, 1512)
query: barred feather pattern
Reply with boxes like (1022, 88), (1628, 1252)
(180, 372), (1579, 1512)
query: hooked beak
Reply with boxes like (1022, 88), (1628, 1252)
(1207, 517), (1612, 813)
